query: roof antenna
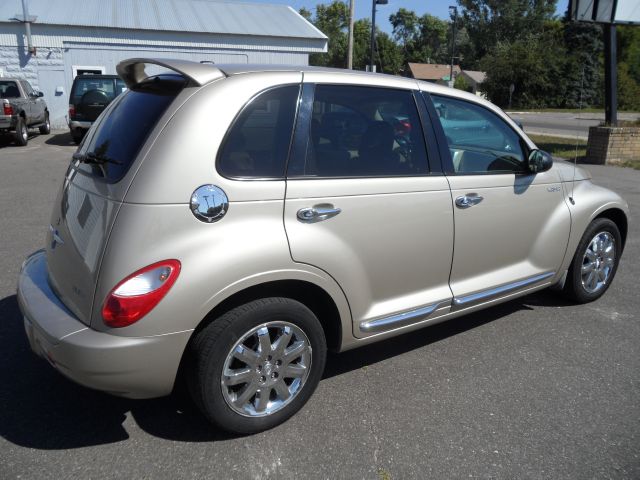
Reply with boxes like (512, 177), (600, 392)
(569, 65), (585, 206)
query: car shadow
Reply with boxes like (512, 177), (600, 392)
(0, 290), (570, 449)
(45, 131), (77, 147)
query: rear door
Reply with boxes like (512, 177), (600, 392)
(284, 81), (454, 337)
(46, 76), (184, 324)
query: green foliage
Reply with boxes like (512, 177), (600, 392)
(480, 35), (557, 108)
(390, 11), (450, 64)
(453, 75), (471, 92)
(301, 1), (640, 111)
(618, 63), (640, 110)
(457, 0), (557, 68)
(305, 1), (349, 68)
(619, 25), (640, 84)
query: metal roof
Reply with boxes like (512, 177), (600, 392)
(0, 0), (327, 40)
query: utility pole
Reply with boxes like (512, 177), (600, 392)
(449, 5), (458, 87)
(369, 0), (387, 72)
(347, 0), (355, 69)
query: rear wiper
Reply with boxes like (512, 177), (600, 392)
(72, 151), (123, 166)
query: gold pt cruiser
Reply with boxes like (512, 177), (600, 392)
(17, 59), (629, 434)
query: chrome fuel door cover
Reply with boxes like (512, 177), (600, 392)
(190, 185), (228, 223)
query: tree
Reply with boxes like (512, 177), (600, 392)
(454, 74), (471, 92)
(618, 63), (640, 111)
(479, 34), (559, 108)
(561, 15), (602, 108)
(390, 8), (419, 55)
(302, 1), (349, 68)
(457, 0), (557, 68)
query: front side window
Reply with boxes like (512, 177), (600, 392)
(217, 85), (300, 178)
(292, 85), (428, 177)
(431, 94), (527, 174)
(22, 81), (34, 95)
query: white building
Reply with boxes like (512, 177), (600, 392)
(0, 0), (327, 128)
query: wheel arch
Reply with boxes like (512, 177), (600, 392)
(193, 279), (347, 352)
(594, 207), (628, 252)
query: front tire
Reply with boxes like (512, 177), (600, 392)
(39, 112), (50, 134)
(187, 298), (327, 434)
(15, 117), (28, 146)
(563, 218), (621, 303)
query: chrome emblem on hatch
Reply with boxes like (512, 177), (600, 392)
(49, 225), (64, 250)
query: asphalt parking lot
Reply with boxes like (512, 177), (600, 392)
(1, 132), (638, 479)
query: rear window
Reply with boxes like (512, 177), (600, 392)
(76, 75), (184, 182)
(71, 77), (128, 104)
(0, 81), (20, 98)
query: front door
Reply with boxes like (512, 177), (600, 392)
(284, 83), (454, 337)
(427, 93), (571, 308)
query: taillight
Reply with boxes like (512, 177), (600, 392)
(3, 101), (12, 116)
(68, 104), (75, 118)
(102, 260), (181, 328)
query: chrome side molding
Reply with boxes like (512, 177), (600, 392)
(453, 271), (555, 309)
(360, 300), (451, 333)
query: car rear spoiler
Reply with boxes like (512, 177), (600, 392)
(116, 58), (226, 88)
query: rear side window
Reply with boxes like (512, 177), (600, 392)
(0, 81), (20, 98)
(77, 75), (183, 182)
(217, 85), (300, 179)
(290, 85), (429, 178)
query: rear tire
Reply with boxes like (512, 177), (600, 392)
(71, 129), (84, 145)
(562, 218), (621, 303)
(187, 298), (327, 434)
(15, 117), (28, 146)
(39, 112), (50, 135)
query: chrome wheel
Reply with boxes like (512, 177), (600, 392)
(221, 322), (312, 417)
(21, 123), (28, 141)
(581, 231), (616, 294)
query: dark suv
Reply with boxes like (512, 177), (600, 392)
(68, 74), (126, 144)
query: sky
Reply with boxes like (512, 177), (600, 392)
(248, 0), (571, 34)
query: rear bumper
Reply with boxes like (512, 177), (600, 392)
(68, 120), (92, 130)
(17, 250), (192, 399)
(0, 114), (16, 130)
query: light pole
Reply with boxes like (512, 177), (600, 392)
(449, 6), (458, 87)
(369, 0), (388, 72)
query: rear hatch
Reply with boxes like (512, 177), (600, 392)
(70, 76), (127, 122)
(46, 75), (185, 324)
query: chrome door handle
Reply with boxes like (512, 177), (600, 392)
(455, 193), (484, 209)
(297, 204), (342, 223)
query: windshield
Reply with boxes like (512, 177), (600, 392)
(77, 75), (184, 182)
(0, 81), (20, 99)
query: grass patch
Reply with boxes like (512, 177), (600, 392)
(619, 160), (640, 170)
(528, 134), (587, 160)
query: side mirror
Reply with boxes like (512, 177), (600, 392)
(37, 91), (44, 97)
(528, 149), (553, 173)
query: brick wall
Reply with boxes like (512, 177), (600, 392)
(585, 126), (640, 165)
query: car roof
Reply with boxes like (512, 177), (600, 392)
(115, 58), (494, 111)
